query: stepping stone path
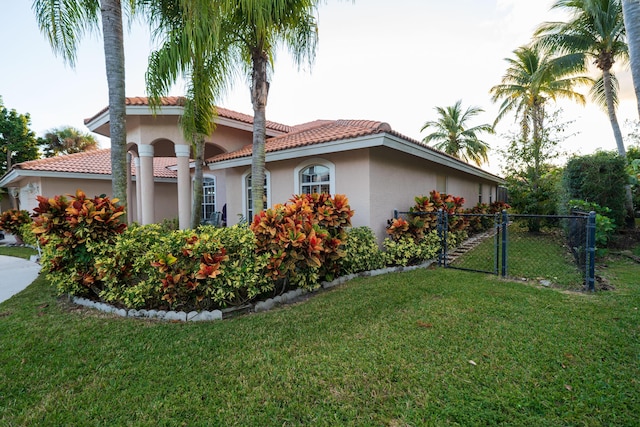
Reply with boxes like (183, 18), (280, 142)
(445, 228), (497, 264)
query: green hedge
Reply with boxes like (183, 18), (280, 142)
(563, 151), (627, 227)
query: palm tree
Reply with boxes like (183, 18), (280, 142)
(145, 0), (232, 228)
(40, 126), (99, 157)
(622, 0), (640, 117)
(535, 0), (628, 157)
(490, 45), (590, 180)
(420, 100), (493, 166)
(145, 0), (319, 219)
(221, 0), (319, 217)
(32, 0), (132, 211)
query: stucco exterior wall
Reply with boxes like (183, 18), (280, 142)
(126, 115), (253, 157)
(368, 146), (501, 241)
(221, 150), (372, 227)
(220, 144), (502, 243)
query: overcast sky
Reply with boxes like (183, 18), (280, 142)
(1, 0), (638, 174)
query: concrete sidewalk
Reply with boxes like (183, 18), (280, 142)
(0, 234), (41, 304)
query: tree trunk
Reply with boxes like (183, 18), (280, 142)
(101, 0), (128, 210)
(603, 68), (635, 224)
(531, 104), (544, 190)
(250, 50), (270, 219)
(6, 147), (11, 173)
(191, 134), (205, 228)
(622, 0), (640, 118)
(602, 69), (626, 157)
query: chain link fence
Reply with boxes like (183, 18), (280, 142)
(393, 209), (597, 290)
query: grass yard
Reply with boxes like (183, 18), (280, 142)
(451, 225), (585, 288)
(0, 246), (37, 260)
(1, 252), (639, 426)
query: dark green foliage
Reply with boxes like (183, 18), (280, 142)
(563, 151), (627, 227)
(38, 126), (99, 157)
(627, 145), (640, 212)
(0, 99), (39, 176)
(568, 199), (615, 255)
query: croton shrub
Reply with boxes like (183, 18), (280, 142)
(251, 193), (354, 291)
(97, 224), (271, 311)
(0, 209), (32, 243)
(384, 191), (509, 266)
(339, 226), (385, 274)
(32, 190), (127, 297)
(386, 191), (467, 243)
(466, 201), (511, 232)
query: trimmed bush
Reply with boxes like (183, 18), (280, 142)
(32, 190), (127, 297)
(563, 152), (627, 227)
(465, 201), (511, 233)
(0, 209), (32, 244)
(382, 230), (463, 267)
(97, 224), (271, 311)
(387, 191), (466, 242)
(339, 227), (385, 274)
(251, 193), (354, 291)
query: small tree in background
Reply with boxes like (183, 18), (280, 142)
(39, 126), (99, 157)
(499, 109), (570, 230)
(0, 97), (39, 177)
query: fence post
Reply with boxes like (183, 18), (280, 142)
(501, 210), (508, 277)
(494, 212), (500, 275)
(437, 209), (443, 267)
(585, 211), (597, 291)
(443, 209), (448, 268)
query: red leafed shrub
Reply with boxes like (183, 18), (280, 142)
(465, 201), (511, 232)
(251, 193), (354, 291)
(150, 234), (229, 308)
(32, 190), (127, 297)
(387, 190), (466, 241)
(0, 209), (32, 243)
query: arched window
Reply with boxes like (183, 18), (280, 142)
(294, 159), (335, 195)
(202, 177), (216, 221)
(242, 170), (270, 221)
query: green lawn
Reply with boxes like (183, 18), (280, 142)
(1, 252), (639, 426)
(451, 226), (585, 288)
(0, 245), (37, 260)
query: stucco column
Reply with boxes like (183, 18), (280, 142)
(174, 144), (192, 230)
(126, 152), (133, 224)
(138, 144), (155, 225)
(134, 156), (142, 223)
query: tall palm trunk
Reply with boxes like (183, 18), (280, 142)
(603, 68), (635, 224)
(191, 134), (205, 228)
(101, 0), (128, 211)
(531, 103), (545, 189)
(602, 69), (626, 157)
(623, 0), (640, 117)
(250, 49), (269, 219)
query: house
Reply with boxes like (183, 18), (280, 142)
(0, 149), (179, 222)
(0, 97), (504, 241)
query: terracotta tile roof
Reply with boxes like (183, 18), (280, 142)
(208, 119), (393, 162)
(85, 97), (292, 133)
(15, 149), (177, 179)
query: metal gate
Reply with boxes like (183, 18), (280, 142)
(411, 210), (597, 290)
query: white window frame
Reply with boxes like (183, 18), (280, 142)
(242, 169), (271, 220)
(436, 174), (448, 194)
(201, 176), (216, 221)
(293, 158), (336, 195)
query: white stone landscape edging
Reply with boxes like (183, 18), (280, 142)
(72, 259), (435, 322)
